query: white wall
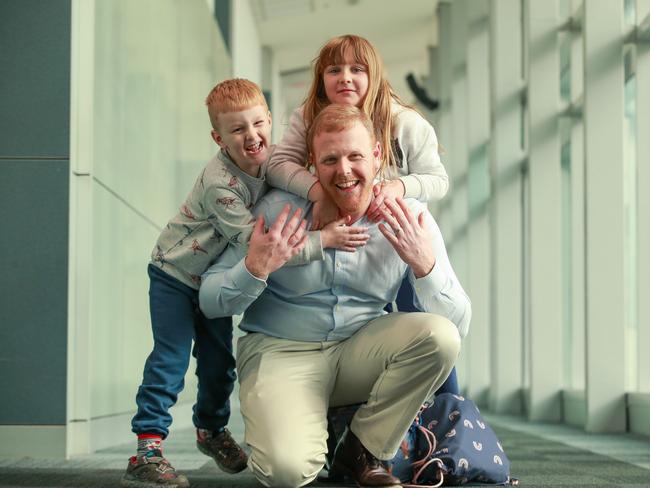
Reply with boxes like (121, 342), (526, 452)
(231, 0), (263, 84)
(68, 0), (231, 455)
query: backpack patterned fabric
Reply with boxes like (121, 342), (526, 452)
(326, 393), (517, 486)
(413, 393), (516, 485)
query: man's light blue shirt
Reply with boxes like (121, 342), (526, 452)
(200, 190), (471, 341)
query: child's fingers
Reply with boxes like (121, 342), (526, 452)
(367, 192), (385, 216)
(346, 236), (369, 246)
(343, 226), (369, 234)
(340, 246), (357, 253)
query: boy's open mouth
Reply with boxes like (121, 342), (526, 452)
(245, 142), (263, 155)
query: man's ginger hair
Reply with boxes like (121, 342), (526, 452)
(306, 104), (377, 168)
(205, 79), (268, 130)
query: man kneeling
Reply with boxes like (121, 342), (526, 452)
(199, 104), (471, 488)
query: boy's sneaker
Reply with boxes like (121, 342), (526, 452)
(196, 428), (248, 474)
(121, 449), (189, 488)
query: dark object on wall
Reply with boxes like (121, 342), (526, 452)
(406, 73), (440, 111)
(214, 0), (231, 53)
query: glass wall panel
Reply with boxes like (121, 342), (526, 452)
(623, 45), (638, 392)
(560, 134), (572, 388)
(88, 0), (232, 418)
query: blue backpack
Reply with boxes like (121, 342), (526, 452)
(327, 393), (517, 486)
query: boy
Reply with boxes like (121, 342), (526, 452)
(122, 79), (365, 488)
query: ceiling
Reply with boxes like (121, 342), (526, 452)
(249, 0), (440, 112)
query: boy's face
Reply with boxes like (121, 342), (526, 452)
(212, 105), (272, 175)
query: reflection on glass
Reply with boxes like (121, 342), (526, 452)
(623, 46), (638, 392)
(560, 33), (571, 104)
(521, 160), (531, 398)
(560, 134), (572, 389)
(624, 0), (636, 25)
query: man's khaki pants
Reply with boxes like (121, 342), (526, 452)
(236, 312), (461, 488)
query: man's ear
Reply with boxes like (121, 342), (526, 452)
(372, 141), (381, 174)
(309, 153), (317, 174)
(372, 141), (381, 159)
(267, 110), (272, 128)
(211, 129), (226, 148)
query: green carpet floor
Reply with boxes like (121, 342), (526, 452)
(1, 423), (648, 487)
(493, 424), (650, 487)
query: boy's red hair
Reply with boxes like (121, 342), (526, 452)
(205, 79), (268, 130)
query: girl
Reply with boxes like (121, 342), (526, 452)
(266, 34), (458, 394)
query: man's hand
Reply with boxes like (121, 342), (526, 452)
(378, 197), (436, 278)
(245, 204), (308, 280)
(366, 180), (405, 223)
(321, 215), (370, 252)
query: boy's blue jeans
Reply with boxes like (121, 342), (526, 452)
(387, 277), (459, 395)
(131, 264), (235, 438)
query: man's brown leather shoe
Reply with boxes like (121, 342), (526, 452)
(331, 428), (401, 487)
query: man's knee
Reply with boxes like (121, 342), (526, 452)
(250, 449), (322, 488)
(409, 313), (461, 365)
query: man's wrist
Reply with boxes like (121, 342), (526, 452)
(412, 257), (436, 279)
(244, 255), (269, 280)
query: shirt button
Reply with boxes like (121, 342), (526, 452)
(336, 262), (341, 269)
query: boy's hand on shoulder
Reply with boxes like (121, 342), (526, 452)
(245, 204), (308, 279)
(366, 180), (406, 223)
(321, 216), (370, 252)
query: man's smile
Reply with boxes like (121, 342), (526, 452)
(335, 180), (360, 191)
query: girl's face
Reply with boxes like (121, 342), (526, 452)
(322, 56), (369, 107)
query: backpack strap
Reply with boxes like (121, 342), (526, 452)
(401, 424), (445, 488)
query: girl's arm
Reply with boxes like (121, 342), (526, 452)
(266, 108), (318, 199)
(392, 108), (449, 202)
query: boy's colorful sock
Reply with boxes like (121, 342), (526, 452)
(137, 433), (163, 457)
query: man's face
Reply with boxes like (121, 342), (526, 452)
(211, 105), (272, 176)
(312, 121), (380, 219)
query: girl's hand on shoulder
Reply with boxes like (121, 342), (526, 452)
(366, 180), (406, 222)
(321, 215), (370, 252)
